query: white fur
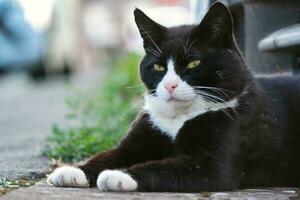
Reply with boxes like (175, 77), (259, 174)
(145, 58), (239, 140)
(47, 166), (89, 187)
(97, 170), (137, 192)
(145, 95), (238, 140)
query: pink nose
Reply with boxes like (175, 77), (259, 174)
(164, 81), (178, 94)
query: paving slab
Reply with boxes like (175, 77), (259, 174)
(0, 180), (299, 200)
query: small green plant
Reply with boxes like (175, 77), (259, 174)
(44, 53), (143, 162)
(0, 177), (37, 196)
(0, 178), (16, 188)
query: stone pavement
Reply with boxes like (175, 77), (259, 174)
(1, 180), (299, 200)
(0, 71), (106, 180)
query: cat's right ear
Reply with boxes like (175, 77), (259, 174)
(134, 8), (166, 49)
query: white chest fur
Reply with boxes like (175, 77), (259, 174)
(144, 95), (238, 140)
(146, 108), (206, 140)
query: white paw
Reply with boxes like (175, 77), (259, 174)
(47, 166), (89, 187)
(97, 170), (137, 192)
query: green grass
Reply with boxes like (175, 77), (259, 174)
(44, 53), (143, 162)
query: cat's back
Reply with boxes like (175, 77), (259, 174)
(254, 75), (300, 186)
(255, 75), (300, 123)
(256, 74), (300, 147)
(256, 75), (300, 107)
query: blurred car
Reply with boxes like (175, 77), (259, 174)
(0, 0), (43, 73)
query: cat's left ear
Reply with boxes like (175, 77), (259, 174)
(194, 1), (234, 47)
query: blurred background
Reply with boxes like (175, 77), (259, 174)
(1, 0), (300, 185)
(0, 0), (196, 77)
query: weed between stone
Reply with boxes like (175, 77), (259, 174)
(0, 177), (38, 196)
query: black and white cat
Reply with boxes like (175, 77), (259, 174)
(47, 2), (300, 192)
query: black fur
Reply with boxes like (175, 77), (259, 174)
(79, 2), (300, 192)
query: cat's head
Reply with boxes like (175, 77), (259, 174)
(134, 2), (248, 111)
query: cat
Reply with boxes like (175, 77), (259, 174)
(47, 2), (300, 192)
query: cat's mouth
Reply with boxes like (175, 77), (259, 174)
(166, 96), (193, 103)
(167, 97), (182, 102)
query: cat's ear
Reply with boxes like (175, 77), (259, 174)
(194, 2), (233, 47)
(134, 8), (166, 49)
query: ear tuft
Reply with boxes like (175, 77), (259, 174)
(133, 8), (166, 49)
(193, 1), (233, 47)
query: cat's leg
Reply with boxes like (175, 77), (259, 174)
(96, 156), (236, 192)
(47, 113), (171, 188)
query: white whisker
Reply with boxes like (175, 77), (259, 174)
(194, 90), (240, 120)
(193, 86), (232, 91)
(184, 31), (193, 55)
(145, 47), (161, 57)
(125, 84), (144, 89)
(186, 38), (200, 55)
(138, 26), (162, 55)
(120, 99), (144, 120)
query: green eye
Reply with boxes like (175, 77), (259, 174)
(154, 64), (165, 71)
(187, 60), (201, 69)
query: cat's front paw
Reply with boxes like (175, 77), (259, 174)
(47, 166), (89, 187)
(97, 170), (137, 192)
